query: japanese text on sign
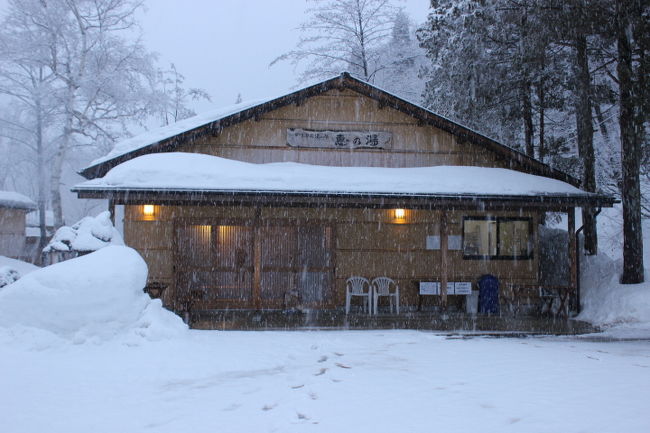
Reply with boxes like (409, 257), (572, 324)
(287, 128), (392, 149)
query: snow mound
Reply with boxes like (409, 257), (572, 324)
(0, 255), (39, 275)
(0, 267), (21, 288)
(578, 207), (649, 334)
(0, 246), (186, 343)
(44, 211), (124, 253)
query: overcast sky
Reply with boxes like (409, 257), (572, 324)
(140, 0), (431, 111)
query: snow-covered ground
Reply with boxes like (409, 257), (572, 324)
(1, 330), (649, 433)
(0, 208), (648, 432)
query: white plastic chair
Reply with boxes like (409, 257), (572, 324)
(345, 276), (371, 315)
(371, 277), (399, 315)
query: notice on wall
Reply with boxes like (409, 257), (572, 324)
(426, 235), (462, 250)
(419, 282), (440, 295)
(453, 282), (473, 295)
(448, 235), (463, 250)
(287, 128), (392, 149)
(419, 282), (472, 295)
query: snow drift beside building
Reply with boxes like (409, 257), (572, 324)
(0, 246), (186, 343)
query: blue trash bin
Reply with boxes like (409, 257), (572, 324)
(478, 274), (500, 315)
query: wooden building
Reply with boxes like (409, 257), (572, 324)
(74, 73), (615, 322)
(0, 191), (37, 260)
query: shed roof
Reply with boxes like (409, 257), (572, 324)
(0, 191), (37, 210)
(80, 73), (579, 187)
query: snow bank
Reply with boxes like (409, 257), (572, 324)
(0, 246), (186, 343)
(0, 190), (36, 210)
(44, 211), (124, 253)
(578, 206), (649, 334)
(0, 256), (39, 288)
(0, 255), (38, 276)
(78, 152), (593, 197)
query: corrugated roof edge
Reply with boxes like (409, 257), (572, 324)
(79, 72), (580, 187)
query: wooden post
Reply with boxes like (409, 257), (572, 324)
(253, 227), (262, 310)
(108, 199), (116, 225)
(568, 208), (577, 290)
(440, 212), (449, 307)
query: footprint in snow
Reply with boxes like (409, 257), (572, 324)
(223, 403), (242, 411)
(333, 352), (344, 357)
(335, 362), (351, 369)
(309, 392), (318, 400)
(318, 355), (328, 363)
(297, 412), (310, 420)
(262, 403), (277, 411)
(314, 368), (327, 376)
(291, 384), (305, 389)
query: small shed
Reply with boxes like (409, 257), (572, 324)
(0, 191), (37, 260)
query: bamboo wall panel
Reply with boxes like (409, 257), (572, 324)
(0, 208), (27, 258)
(124, 204), (542, 310)
(176, 89), (505, 169)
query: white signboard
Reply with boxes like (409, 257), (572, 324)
(287, 128), (392, 149)
(425, 235), (440, 250)
(419, 282), (472, 295)
(419, 282), (440, 295)
(426, 235), (462, 250)
(453, 282), (473, 295)
(448, 235), (463, 250)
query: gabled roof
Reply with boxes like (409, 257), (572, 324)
(80, 73), (579, 187)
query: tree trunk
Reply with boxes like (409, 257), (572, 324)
(538, 82), (546, 162)
(522, 81), (534, 157)
(574, 33), (598, 255)
(617, 0), (644, 284)
(35, 89), (48, 264)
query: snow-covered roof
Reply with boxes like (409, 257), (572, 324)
(80, 73), (578, 187)
(0, 191), (37, 210)
(90, 99), (267, 168)
(75, 153), (601, 201)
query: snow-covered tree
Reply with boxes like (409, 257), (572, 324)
(0, 0), (181, 231)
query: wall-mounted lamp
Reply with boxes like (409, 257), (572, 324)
(394, 208), (406, 219)
(142, 204), (156, 220)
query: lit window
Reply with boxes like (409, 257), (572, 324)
(463, 217), (532, 259)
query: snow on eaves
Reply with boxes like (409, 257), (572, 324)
(76, 152), (593, 198)
(0, 191), (37, 210)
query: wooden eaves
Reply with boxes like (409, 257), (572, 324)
(72, 187), (617, 211)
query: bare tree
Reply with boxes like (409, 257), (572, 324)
(155, 63), (211, 126)
(271, 0), (399, 83)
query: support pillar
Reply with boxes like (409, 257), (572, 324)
(568, 208), (577, 291)
(440, 212), (449, 307)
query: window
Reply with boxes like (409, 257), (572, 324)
(463, 217), (532, 259)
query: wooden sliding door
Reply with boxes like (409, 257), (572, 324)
(175, 220), (333, 310)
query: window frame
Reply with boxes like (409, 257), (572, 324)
(462, 216), (533, 260)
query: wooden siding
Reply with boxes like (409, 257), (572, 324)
(124, 204), (540, 311)
(177, 89), (505, 169)
(0, 208), (27, 259)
